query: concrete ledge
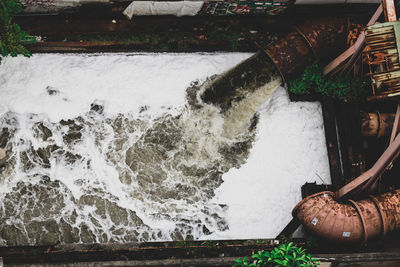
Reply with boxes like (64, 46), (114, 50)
(7, 257), (237, 267)
(0, 239), (292, 265)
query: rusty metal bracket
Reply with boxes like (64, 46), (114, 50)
(383, 0), (397, 22)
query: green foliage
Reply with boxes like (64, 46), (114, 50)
(0, 0), (35, 62)
(289, 63), (369, 102)
(233, 242), (320, 267)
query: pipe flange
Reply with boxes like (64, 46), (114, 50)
(370, 195), (387, 238)
(348, 199), (368, 244)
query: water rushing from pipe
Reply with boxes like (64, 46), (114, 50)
(0, 53), (281, 246)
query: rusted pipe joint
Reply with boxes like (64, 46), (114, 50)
(263, 18), (348, 82)
(292, 190), (400, 243)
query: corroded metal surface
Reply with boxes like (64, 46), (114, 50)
(264, 18), (348, 81)
(323, 4), (382, 76)
(383, 0), (397, 22)
(375, 190), (400, 233)
(293, 191), (364, 243)
(364, 21), (400, 101)
(361, 112), (396, 138)
(292, 189), (400, 243)
(296, 18), (347, 63)
(264, 31), (314, 81)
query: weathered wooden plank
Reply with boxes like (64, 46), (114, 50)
(0, 257), (238, 267)
(0, 240), (303, 265)
(15, 16), (286, 37)
(339, 261), (400, 267)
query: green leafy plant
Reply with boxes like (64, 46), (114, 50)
(0, 0), (35, 62)
(289, 63), (369, 102)
(233, 242), (320, 267)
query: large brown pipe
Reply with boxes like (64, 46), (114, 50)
(292, 190), (400, 243)
(361, 112), (396, 138)
(201, 18), (349, 110)
(263, 17), (348, 82)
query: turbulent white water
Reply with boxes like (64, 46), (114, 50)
(0, 53), (330, 246)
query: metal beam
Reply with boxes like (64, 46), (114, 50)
(383, 0), (397, 22)
(323, 4), (383, 75)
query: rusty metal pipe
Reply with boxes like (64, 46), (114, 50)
(361, 112), (396, 138)
(263, 18), (348, 82)
(201, 18), (349, 109)
(292, 189), (400, 243)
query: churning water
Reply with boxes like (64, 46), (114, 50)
(0, 53), (330, 245)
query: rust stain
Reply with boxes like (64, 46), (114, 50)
(293, 190), (400, 243)
(263, 18), (348, 82)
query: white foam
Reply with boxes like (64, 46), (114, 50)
(211, 87), (331, 239)
(0, 53), (252, 122)
(0, 53), (330, 242)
